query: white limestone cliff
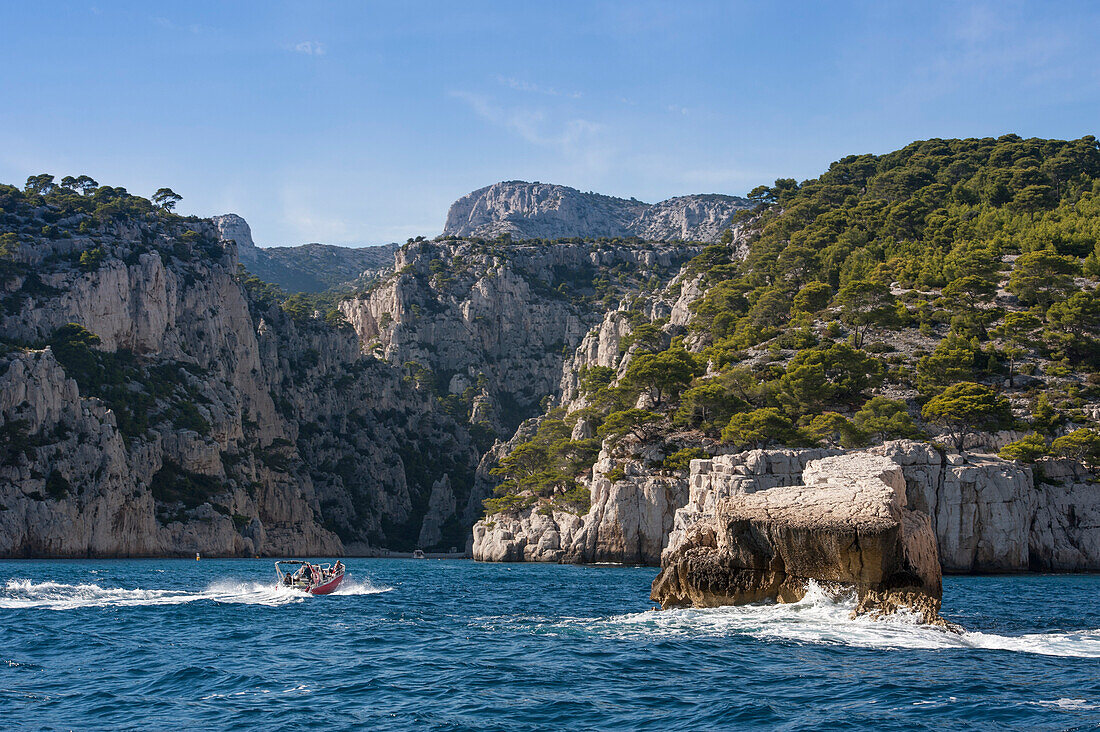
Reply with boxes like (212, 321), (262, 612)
(444, 181), (750, 243)
(0, 213), (479, 556)
(341, 238), (701, 433)
(473, 439), (1100, 572)
(472, 443), (689, 564)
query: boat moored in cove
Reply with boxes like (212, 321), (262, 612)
(275, 560), (345, 595)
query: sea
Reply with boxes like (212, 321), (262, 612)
(0, 559), (1097, 731)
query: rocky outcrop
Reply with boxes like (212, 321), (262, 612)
(417, 475), (457, 550)
(213, 213), (395, 294)
(558, 311), (637, 409)
(444, 181), (749, 243)
(630, 195), (752, 244)
(0, 349), (160, 556)
(471, 444), (689, 564)
(670, 440), (1100, 573)
(872, 440), (1100, 572)
(0, 347), (341, 557)
(471, 438), (1100, 575)
(211, 214), (258, 265)
(651, 453), (946, 624)
(662, 448), (842, 561)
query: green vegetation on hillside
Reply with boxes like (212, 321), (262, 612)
(486, 135), (1100, 517)
(48, 323), (213, 442)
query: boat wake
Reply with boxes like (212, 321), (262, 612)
(495, 582), (1100, 659)
(0, 577), (390, 610)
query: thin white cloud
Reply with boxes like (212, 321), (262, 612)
(293, 41), (326, 56)
(449, 91), (603, 150)
(953, 2), (1015, 44)
(890, 2), (1085, 105)
(449, 90), (617, 182)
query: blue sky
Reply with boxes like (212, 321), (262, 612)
(2, 1), (1099, 246)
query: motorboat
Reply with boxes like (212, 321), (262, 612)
(275, 560), (345, 595)
(412, 549), (426, 559)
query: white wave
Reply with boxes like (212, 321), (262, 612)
(0, 578), (304, 609)
(200, 684), (313, 701)
(530, 581), (1100, 659)
(0, 575), (394, 610)
(1031, 698), (1100, 710)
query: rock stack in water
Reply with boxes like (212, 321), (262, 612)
(651, 453), (947, 625)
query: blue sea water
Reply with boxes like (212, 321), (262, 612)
(0, 560), (1097, 731)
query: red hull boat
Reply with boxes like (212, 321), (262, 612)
(275, 560), (345, 595)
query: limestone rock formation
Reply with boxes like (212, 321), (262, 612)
(444, 181), (749, 243)
(651, 453), (946, 624)
(211, 214), (257, 264)
(630, 195), (753, 244)
(341, 238), (699, 434)
(662, 448), (842, 561)
(469, 434), (1100, 578)
(471, 444), (689, 564)
(668, 441), (1100, 574)
(873, 440), (1100, 572)
(0, 204), (476, 556)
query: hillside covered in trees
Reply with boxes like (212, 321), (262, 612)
(483, 135), (1100, 517)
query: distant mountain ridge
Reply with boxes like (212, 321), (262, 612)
(444, 181), (750, 243)
(212, 214), (396, 293)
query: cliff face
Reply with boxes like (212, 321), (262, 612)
(651, 452), (946, 625)
(869, 441), (1100, 572)
(340, 238), (700, 434)
(1, 189), (710, 557)
(667, 441), (1100, 573)
(0, 202), (477, 556)
(443, 181), (749, 243)
(472, 441), (688, 564)
(473, 439), (1100, 573)
(0, 214), (337, 556)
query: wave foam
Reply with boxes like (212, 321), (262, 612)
(1031, 698), (1100, 710)
(514, 581), (1100, 659)
(0, 576), (388, 610)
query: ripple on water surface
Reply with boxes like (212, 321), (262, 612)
(0, 560), (1097, 731)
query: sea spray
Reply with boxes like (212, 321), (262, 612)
(1, 578), (303, 609)
(475, 580), (1100, 659)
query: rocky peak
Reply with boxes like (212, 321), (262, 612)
(444, 181), (750, 243)
(212, 214), (258, 266)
